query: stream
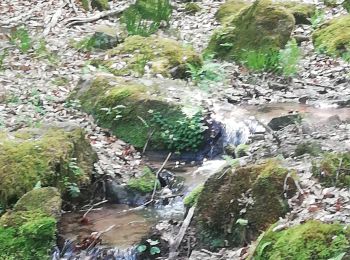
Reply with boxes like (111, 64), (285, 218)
(54, 102), (350, 260)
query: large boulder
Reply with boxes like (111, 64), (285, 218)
(0, 187), (61, 260)
(312, 15), (350, 58)
(194, 160), (296, 248)
(206, 0), (295, 60)
(0, 125), (97, 207)
(102, 35), (202, 78)
(253, 221), (350, 259)
(215, 0), (250, 24)
(69, 74), (207, 152)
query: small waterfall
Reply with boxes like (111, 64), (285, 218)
(52, 240), (138, 260)
(221, 116), (264, 146)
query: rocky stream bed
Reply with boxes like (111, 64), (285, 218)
(1, 0), (350, 259)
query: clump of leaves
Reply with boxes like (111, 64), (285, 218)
(279, 38), (300, 76)
(310, 9), (325, 29)
(150, 111), (207, 152)
(137, 239), (161, 256)
(10, 26), (32, 53)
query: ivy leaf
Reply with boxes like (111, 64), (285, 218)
(236, 218), (248, 226)
(137, 245), (147, 253)
(146, 239), (159, 246)
(150, 246), (161, 255)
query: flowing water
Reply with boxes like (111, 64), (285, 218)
(56, 102), (350, 259)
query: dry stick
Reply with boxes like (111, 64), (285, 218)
(82, 200), (108, 219)
(151, 152), (172, 201)
(86, 224), (117, 251)
(168, 206), (196, 259)
(256, 119), (281, 146)
(142, 129), (155, 154)
(65, 2), (134, 27)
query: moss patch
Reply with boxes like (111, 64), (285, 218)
(183, 184), (204, 207)
(195, 160), (296, 248)
(206, 0), (295, 61)
(279, 1), (315, 24)
(104, 35), (202, 78)
(253, 221), (350, 259)
(0, 127), (96, 207)
(127, 167), (159, 193)
(0, 188), (61, 260)
(215, 0), (250, 24)
(312, 152), (350, 188)
(313, 15), (350, 58)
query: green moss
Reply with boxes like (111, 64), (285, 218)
(183, 184), (204, 207)
(184, 2), (202, 14)
(106, 35), (202, 78)
(0, 187), (60, 260)
(0, 128), (96, 207)
(343, 0), (350, 12)
(206, 0), (295, 61)
(295, 141), (322, 157)
(195, 160), (296, 248)
(312, 152), (350, 188)
(92, 0), (109, 10)
(127, 167), (159, 193)
(312, 15), (350, 58)
(215, 0), (250, 24)
(254, 221), (350, 259)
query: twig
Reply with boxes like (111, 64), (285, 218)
(142, 129), (155, 154)
(82, 200), (108, 219)
(86, 224), (117, 251)
(256, 119), (281, 146)
(151, 152), (172, 201)
(335, 157), (343, 186)
(69, 0), (79, 14)
(64, 3), (132, 27)
(168, 206), (196, 259)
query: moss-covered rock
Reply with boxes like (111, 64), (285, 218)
(312, 15), (350, 58)
(104, 35), (202, 78)
(215, 0), (251, 24)
(216, 0), (314, 25)
(195, 160), (296, 248)
(0, 188), (61, 260)
(70, 74), (206, 152)
(14, 187), (61, 218)
(206, 0), (295, 61)
(253, 221), (350, 259)
(0, 126), (97, 207)
(312, 152), (350, 188)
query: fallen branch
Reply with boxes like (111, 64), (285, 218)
(82, 199), (108, 219)
(64, 3), (132, 27)
(43, 1), (67, 36)
(168, 206), (196, 259)
(151, 152), (172, 201)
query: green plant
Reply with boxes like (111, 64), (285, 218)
(279, 38), (300, 76)
(150, 111), (207, 152)
(186, 58), (226, 88)
(183, 184), (204, 207)
(240, 48), (280, 71)
(100, 105), (126, 121)
(222, 155), (239, 167)
(122, 9), (160, 37)
(10, 27), (32, 53)
(134, 54), (151, 75)
(29, 88), (45, 115)
(310, 9), (325, 29)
